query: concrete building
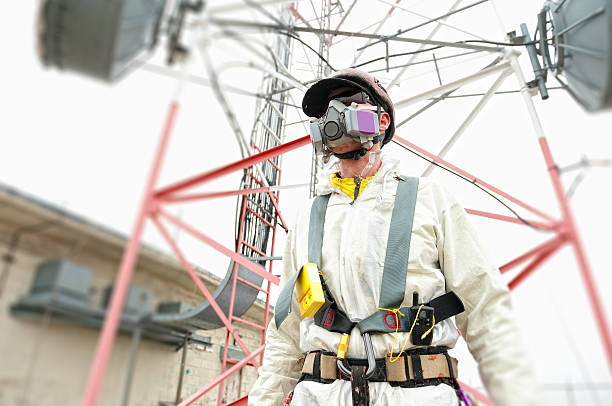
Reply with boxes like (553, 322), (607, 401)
(0, 183), (269, 406)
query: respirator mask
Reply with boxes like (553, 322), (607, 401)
(309, 91), (381, 160)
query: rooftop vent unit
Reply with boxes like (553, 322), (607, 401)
(28, 259), (93, 301)
(103, 284), (154, 315)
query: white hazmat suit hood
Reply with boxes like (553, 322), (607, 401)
(248, 157), (536, 406)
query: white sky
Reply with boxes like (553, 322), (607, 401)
(2, 0), (612, 403)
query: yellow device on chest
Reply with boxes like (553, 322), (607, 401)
(296, 263), (326, 317)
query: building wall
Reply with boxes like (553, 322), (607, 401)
(0, 212), (267, 406)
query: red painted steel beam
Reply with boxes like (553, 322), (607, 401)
(394, 135), (557, 223)
(151, 215), (257, 366)
(538, 136), (612, 373)
(241, 240), (266, 257)
(81, 102), (180, 406)
(500, 235), (567, 274)
(178, 345), (265, 406)
(260, 189), (280, 364)
(165, 186), (274, 203)
(290, 4), (315, 29)
(248, 171), (265, 186)
(508, 242), (561, 290)
(236, 275), (268, 293)
(157, 209), (280, 285)
(308, 0), (321, 28)
(331, 19), (383, 46)
(164, 186), (289, 232)
(233, 315), (266, 330)
(465, 208), (557, 231)
(330, 0), (401, 46)
(246, 205), (275, 228)
(250, 144), (281, 172)
(155, 135), (310, 199)
(253, 150), (282, 172)
(224, 360), (258, 367)
(226, 395), (248, 406)
(264, 189), (289, 231)
(383, 0), (403, 15)
(219, 192), (252, 405)
(332, 0), (359, 35)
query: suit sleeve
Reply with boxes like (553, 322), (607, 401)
(248, 229), (304, 405)
(439, 197), (537, 406)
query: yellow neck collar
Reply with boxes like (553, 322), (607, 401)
(329, 172), (376, 201)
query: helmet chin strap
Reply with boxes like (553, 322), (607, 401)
(331, 135), (381, 160)
(332, 147), (367, 160)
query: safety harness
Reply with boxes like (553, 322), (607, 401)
(275, 176), (465, 405)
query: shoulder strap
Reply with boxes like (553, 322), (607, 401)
(274, 194), (330, 329)
(378, 176), (419, 309)
(308, 194), (331, 268)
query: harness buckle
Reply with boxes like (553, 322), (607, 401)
(410, 292), (435, 346)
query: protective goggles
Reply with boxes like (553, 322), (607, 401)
(309, 96), (380, 155)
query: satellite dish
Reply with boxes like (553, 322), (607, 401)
(550, 0), (612, 111)
(526, 0), (612, 111)
(38, 0), (169, 82)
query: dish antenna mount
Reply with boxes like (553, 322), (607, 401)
(519, 0), (612, 111)
(38, 0), (204, 82)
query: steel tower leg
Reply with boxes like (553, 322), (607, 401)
(509, 52), (612, 374)
(81, 100), (181, 406)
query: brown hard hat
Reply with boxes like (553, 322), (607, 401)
(302, 68), (395, 146)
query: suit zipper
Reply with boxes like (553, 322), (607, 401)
(351, 177), (361, 205)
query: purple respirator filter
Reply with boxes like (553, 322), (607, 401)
(356, 110), (376, 134)
(345, 108), (378, 138)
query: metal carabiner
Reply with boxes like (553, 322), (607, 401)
(336, 332), (376, 379)
(361, 332), (376, 378)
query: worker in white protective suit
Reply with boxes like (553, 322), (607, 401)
(248, 69), (536, 406)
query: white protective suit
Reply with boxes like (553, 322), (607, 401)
(248, 157), (536, 406)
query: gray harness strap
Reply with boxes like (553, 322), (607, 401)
(308, 194), (331, 269)
(378, 176), (419, 309)
(275, 177), (418, 329)
(274, 194), (330, 329)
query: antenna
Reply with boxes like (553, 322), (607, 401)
(37, 0), (203, 81)
(519, 0), (612, 111)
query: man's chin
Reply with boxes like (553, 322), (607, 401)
(328, 141), (362, 155)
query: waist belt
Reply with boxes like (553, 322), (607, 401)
(299, 347), (459, 405)
(301, 347), (458, 386)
